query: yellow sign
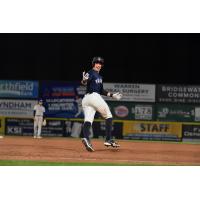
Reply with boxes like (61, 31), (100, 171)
(0, 117), (5, 135)
(123, 121), (182, 138)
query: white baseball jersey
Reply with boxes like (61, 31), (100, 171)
(34, 104), (45, 116)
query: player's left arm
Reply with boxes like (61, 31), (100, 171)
(101, 84), (122, 100)
(101, 88), (113, 97)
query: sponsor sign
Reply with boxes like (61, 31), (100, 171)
(134, 105), (153, 120)
(108, 102), (154, 120)
(157, 85), (200, 103)
(123, 121), (182, 141)
(41, 81), (84, 118)
(5, 118), (67, 136)
(103, 83), (155, 102)
(156, 104), (195, 122)
(195, 107), (200, 122)
(0, 117), (5, 135)
(182, 124), (200, 139)
(0, 100), (37, 117)
(5, 118), (33, 136)
(0, 80), (38, 98)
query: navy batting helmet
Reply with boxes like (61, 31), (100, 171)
(92, 56), (104, 66)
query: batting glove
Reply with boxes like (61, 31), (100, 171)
(42, 119), (47, 126)
(112, 92), (122, 100)
(82, 71), (89, 81)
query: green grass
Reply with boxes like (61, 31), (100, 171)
(0, 160), (143, 166)
(0, 159), (196, 166)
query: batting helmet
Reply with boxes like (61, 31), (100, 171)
(92, 56), (104, 66)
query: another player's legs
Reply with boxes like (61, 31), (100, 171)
(74, 108), (82, 117)
(37, 117), (43, 138)
(33, 117), (38, 138)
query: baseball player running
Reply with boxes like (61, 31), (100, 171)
(81, 56), (122, 152)
(33, 99), (46, 139)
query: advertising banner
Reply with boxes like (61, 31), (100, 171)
(0, 80), (38, 98)
(0, 99), (37, 117)
(41, 81), (85, 118)
(194, 107), (200, 122)
(103, 83), (155, 102)
(5, 118), (33, 136)
(156, 85), (200, 103)
(123, 121), (182, 141)
(5, 118), (67, 136)
(5, 117), (123, 138)
(0, 117), (5, 135)
(108, 102), (154, 120)
(156, 104), (195, 122)
(182, 124), (200, 139)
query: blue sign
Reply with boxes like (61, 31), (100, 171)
(0, 80), (38, 98)
(41, 81), (85, 118)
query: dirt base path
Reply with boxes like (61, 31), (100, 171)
(0, 136), (200, 165)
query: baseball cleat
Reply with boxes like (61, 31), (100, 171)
(33, 135), (37, 139)
(104, 139), (120, 148)
(37, 136), (43, 139)
(82, 138), (94, 152)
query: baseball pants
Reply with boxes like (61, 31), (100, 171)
(82, 92), (112, 123)
(34, 116), (43, 137)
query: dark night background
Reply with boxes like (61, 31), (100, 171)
(0, 33), (199, 84)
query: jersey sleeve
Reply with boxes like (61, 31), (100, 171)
(100, 84), (109, 96)
(33, 105), (36, 110)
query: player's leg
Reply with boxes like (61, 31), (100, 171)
(33, 117), (38, 138)
(91, 94), (120, 147)
(37, 117), (43, 138)
(75, 108), (82, 117)
(82, 97), (96, 152)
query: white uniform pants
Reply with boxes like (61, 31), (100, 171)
(82, 92), (112, 123)
(34, 116), (43, 137)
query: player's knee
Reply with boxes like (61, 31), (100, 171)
(106, 112), (113, 119)
(98, 108), (112, 119)
(84, 121), (92, 128)
(103, 111), (112, 119)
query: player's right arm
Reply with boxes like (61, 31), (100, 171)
(81, 71), (90, 85)
(33, 105), (36, 120)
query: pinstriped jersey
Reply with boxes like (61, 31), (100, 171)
(85, 69), (103, 94)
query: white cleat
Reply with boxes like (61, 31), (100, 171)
(104, 140), (120, 148)
(37, 136), (43, 139)
(82, 138), (95, 152)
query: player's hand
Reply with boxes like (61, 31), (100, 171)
(112, 92), (122, 100)
(82, 71), (89, 81)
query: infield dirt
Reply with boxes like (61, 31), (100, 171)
(0, 136), (200, 165)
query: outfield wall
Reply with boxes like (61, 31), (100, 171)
(1, 80), (200, 141)
(1, 116), (200, 141)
